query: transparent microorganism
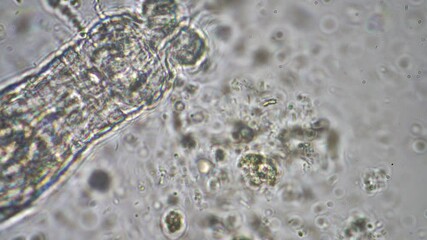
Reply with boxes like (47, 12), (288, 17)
(0, 0), (209, 227)
(160, 208), (187, 240)
(338, 211), (386, 240)
(360, 167), (390, 195)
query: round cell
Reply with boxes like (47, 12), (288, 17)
(123, 132), (139, 151)
(314, 216), (330, 231)
(197, 159), (213, 174)
(359, 167), (390, 195)
(412, 138), (427, 154)
(232, 121), (255, 143)
(311, 202), (327, 215)
(333, 187), (345, 199)
(167, 26), (209, 71)
(88, 169), (111, 192)
(173, 100), (186, 112)
(237, 153), (279, 188)
(339, 211), (380, 239)
(160, 208), (187, 240)
(271, 28), (286, 42)
(410, 123), (423, 136)
(319, 14), (339, 34)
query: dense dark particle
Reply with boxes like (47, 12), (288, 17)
(231, 121), (255, 143)
(87, 169), (111, 192)
(181, 133), (197, 149)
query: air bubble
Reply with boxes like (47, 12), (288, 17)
(311, 202), (327, 215)
(412, 138), (427, 154)
(319, 15), (339, 34)
(314, 216), (330, 231)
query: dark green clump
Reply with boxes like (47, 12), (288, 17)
(164, 210), (184, 233)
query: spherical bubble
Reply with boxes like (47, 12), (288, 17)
(311, 202), (327, 215)
(332, 187), (345, 199)
(412, 138), (427, 154)
(319, 14), (339, 34)
(314, 216), (330, 231)
(160, 208), (187, 240)
(79, 210), (99, 231)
